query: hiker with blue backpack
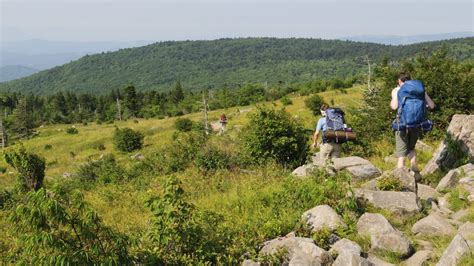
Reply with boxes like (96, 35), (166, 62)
(312, 104), (342, 160)
(391, 72), (435, 174)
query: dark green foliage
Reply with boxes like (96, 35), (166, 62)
(304, 94), (326, 116)
(376, 175), (403, 191)
(66, 126), (78, 134)
(76, 154), (126, 184)
(44, 144), (53, 150)
(0, 190), (13, 209)
(0, 166), (6, 173)
(194, 144), (232, 172)
(4, 147), (45, 191)
(241, 106), (309, 168)
(113, 127), (144, 152)
(1, 38), (472, 95)
(123, 85), (141, 118)
(10, 97), (34, 138)
(280, 96), (293, 106)
(8, 187), (131, 264)
(154, 131), (207, 174)
(174, 118), (194, 132)
(144, 176), (204, 264)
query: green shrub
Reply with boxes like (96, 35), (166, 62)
(0, 190), (13, 209)
(304, 94), (326, 116)
(4, 147), (45, 192)
(113, 127), (144, 152)
(8, 187), (131, 264)
(241, 106), (309, 168)
(144, 176), (204, 264)
(194, 144), (232, 172)
(280, 96), (293, 106)
(66, 127), (78, 134)
(376, 175), (403, 191)
(44, 144), (53, 150)
(174, 118), (194, 132)
(0, 166), (6, 173)
(76, 154), (126, 184)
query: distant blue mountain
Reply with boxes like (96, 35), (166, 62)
(0, 65), (39, 82)
(0, 39), (153, 70)
(340, 32), (473, 45)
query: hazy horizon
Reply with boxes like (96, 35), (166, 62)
(1, 0), (472, 43)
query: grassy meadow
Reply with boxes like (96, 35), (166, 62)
(3, 84), (468, 264)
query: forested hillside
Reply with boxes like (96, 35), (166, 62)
(0, 37), (472, 95)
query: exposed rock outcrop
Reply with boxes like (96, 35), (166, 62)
(302, 205), (346, 232)
(259, 236), (333, 265)
(422, 114), (474, 176)
(354, 189), (421, 216)
(357, 213), (413, 256)
(411, 212), (456, 237)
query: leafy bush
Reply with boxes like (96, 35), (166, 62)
(174, 118), (194, 132)
(144, 176), (224, 264)
(66, 127), (78, 134)
(152, 131), (208, 174)
(241, 106), (309, 168)
(0, 166), (6, 173)
(113, 127), (144, 152)
(194, 144), (232, 172)
(376, 175), (403, 191)
(44, 144), (53, 150)
(280, 96), (293, 106)
(8, 188), (131, 264)
(304, 94), (326, 116)
(76, 154), (126, 184)
(4, 147), (45, 191)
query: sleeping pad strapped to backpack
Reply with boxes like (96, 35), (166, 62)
(323, 108), (356, 143)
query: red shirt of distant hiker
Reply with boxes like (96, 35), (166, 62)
(390, 72), (435, 171)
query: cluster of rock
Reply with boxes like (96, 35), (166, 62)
(245, 115), (474, 265)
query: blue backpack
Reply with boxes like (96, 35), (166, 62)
(326, 108), (345, 131)
(394, 80), (427, 130)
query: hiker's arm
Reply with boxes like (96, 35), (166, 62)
(425, 93), (435, 110)
(312, 131), (320, 147)
(390, 88), (398, 110)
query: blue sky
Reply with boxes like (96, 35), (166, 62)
(1, 0), (473, 42)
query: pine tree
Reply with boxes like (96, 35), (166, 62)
(123, 85), (140, 118)
(12, 97), (34, 138)
(170, 81), (185, 104)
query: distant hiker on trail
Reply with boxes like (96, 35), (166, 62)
(312, 104), (341, 160)
(219, 113), (227, 134)
(391, 72), (435, 175)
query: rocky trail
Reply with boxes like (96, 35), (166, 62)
(244, 115), (474, 266)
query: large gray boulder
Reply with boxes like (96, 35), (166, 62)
(436, 222), (474, 266)
(411, 212), (456, 237)
(436, 163), (474, 192)
(366, 254), (395, 266)
(354, 189), (421, 216)
(402, 250), (432, 266)
(332, 157), (381, 180)
(392, 168), (417, 192)
(329, 238), (362, 256)
(333, 252), (374, 266)
(417, 184), (439, 201)
(357, 213), (413, 256)
(302, 205), (346, 232)
(422, 115), (474, 176)
(259, 236), (333, 265)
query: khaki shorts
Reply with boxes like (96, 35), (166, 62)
(320, 142), (341, 160)
(395, 128), (421, 157)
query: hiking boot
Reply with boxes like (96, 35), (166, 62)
(410, 165), (422, 182)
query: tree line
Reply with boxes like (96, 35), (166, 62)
(1, 76), (357, 141)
